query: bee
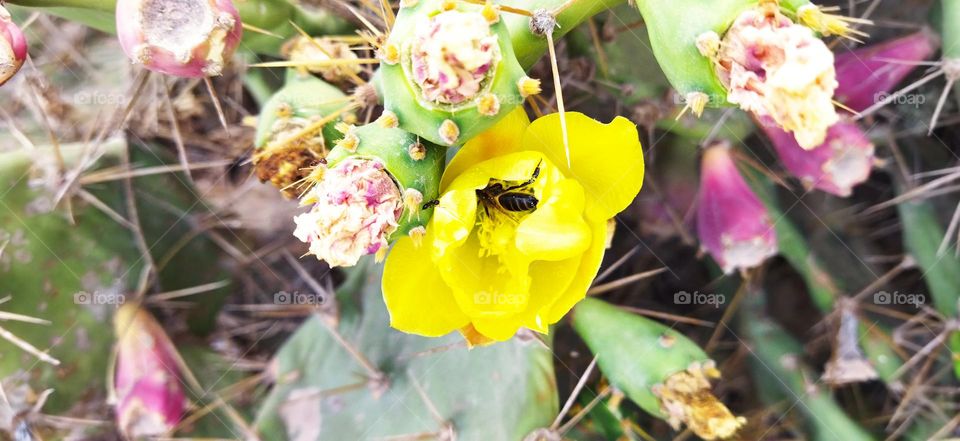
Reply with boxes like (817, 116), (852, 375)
(476, 160), (541, 217)
(421, 161), (542, 218)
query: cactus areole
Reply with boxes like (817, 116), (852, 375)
(116, 0), (242, 77)
(0, 6), (27, 86)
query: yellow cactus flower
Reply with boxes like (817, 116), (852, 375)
(382, 109), (645, 344)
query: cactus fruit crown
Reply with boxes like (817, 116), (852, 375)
(294, 115), (444, 267)
(377, 0), (533, 146)
(0, 6), (26, 86)
(117, 0), (242, 77)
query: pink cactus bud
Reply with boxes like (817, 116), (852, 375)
(0, 6), (27, 86)
(113, 304), (187, 438)
(834, 30), (939, 113)
(294, 158), (404, 267)
(696, 144), (777, 274)
(760, 116), (875, 197)
(116, 0), (242, 77)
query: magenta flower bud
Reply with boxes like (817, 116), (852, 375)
(760, 117), (875, 197)
(113, 304), (187, 438)
(0, 6), (27, 86)
(834, 30), (939, 113)
(696, 144), (777, 274)
(116, 0), (242, 77)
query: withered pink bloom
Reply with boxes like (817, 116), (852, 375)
(113, 304), (187, 438)
(760, 117), (875, 197)
(0, 6), (27, 86)
(116, 0), (242, 77)
(697, 144), (777, 274)
(408, 10), (499, 105)
(715, 4), (838, 149)
(294, 158), (403, 267)
(834, 30), (939, 113)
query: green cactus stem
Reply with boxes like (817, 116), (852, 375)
(944, 0), (960, 60)
(502, 0), (625, 70)
(572, 297), (745, 440)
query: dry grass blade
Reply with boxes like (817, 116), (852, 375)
(551, 355), (598, 430)
(79, 160), (234, 185)
(588, 267), (667, 295)
(147, 280), (231, 303)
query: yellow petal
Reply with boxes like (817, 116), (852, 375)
(524, 257), (582, 332)
(431, 188), (478, 259)
(437, 232), (532, 318)
(383, 235), (469, 337)
(472, 315), (526, 341)
(543, 219), (609, 324)
(522, 113), (645, 221)
(516, 178), (591, 261)
(441, 107), (532, 191)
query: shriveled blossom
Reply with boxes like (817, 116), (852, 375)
(653, 361), (746, 440)
(294, 157), (404, 267)
(697, 143), (777, 273)
(116, 0), (242, 77)
(759, 117), (874, 197)
(383, 109), (644, 344)
(408, 10), (498, 105)
(713, 2), (838, 149)
(113, 304), (187, 438)
(0, 5), (27, 86)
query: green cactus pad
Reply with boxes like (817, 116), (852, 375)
(378, 0), (528, 146)
(254, 264), (558, 440)
(0, 140), (141, 414)
(571, 297), (710, 419)
(325, 122), (445, 238)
